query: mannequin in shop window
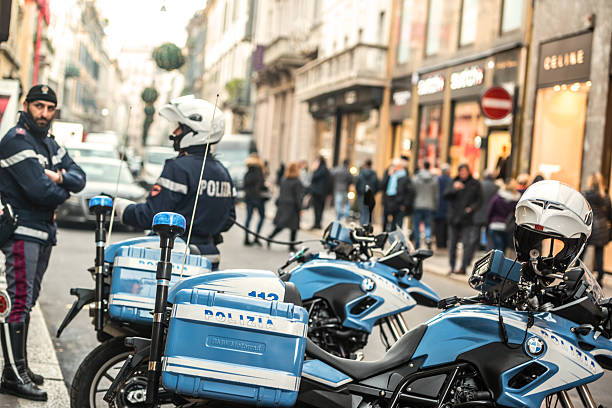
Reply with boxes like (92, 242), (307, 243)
(495, 145), (511, 180)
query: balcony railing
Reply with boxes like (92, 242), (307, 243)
(262, 36), (309, 68)
(295, 43), (387, 100)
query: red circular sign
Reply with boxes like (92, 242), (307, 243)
(480, 87), (513, 120)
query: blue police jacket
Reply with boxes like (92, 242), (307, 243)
(0, 112), (86, 245)
(123, 146), (236, 256)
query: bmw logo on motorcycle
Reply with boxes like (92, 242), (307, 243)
(525, 336), (546, 357)
(360, 278), (376, 292)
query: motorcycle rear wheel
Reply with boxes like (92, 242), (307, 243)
(70, 336), (147, 408)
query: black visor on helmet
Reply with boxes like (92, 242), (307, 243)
(514, 225), (586, 273)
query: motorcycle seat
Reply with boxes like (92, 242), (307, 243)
(305, 324), (427, 381)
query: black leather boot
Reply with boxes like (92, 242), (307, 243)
(0, 323), (47, 401)
(24, 316), (44, 385)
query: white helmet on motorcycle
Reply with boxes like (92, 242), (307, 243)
(159, 95), (225, 151)
(514, 180), (592, 273)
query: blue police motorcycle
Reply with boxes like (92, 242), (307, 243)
(279, 221), (439, 358)
(103, 212), (612, 408)
(66, 197), (437, 407)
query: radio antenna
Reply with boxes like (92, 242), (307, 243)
(107, 105), (132, 243)
(180, 94), (219, 277)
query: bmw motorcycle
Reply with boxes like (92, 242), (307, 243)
(103, 212), (612, 408)
(280, 221), (439, 358)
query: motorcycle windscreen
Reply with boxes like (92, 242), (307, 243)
(162, 288), (308, 407)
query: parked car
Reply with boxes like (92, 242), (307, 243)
(140, 146), (176, 188)
(85, 131), (121, 147)
(65, 142), (119, 160)
(56, 157), (147, 225)
(213, 134), (257, 199)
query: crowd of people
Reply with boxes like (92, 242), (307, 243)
(241, 153), (612, 286)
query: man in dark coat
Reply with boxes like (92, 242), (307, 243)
(434, 164), (451, 248)
(268, 162), (303, 252)
(356, 159), (378, 225)
(308, 156), (330, 229)
(444, 163), (482, 275)
(473, 170), (499, 250)
(243, 154), (266, 246)
(381, 158), (414, 232)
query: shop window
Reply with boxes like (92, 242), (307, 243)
(417, 104), (442, 168)
(530, 83), (589, 189)
(501, 0), (523, 34)
(426, 0), (442, 56)
(487, 130), (511, 178)
(397, 0), (413, 64)
(450, 101), (484, 178)
(459, 0), (478, 46)
(353, 109), (380, 167)
(315, 116), (335, 165)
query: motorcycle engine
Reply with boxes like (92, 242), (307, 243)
(304, 298), (368, 359)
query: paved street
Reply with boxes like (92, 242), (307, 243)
(36, 207), (612, 407)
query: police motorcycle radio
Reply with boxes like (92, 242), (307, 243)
(88, 195), (114, 331)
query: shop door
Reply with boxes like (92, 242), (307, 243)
(487, 130), (511, 177)
(450, 101), (485, 178)
(417, 104), (442, 170)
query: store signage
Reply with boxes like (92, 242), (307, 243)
(537, 31), (592, 87)
(417, 75), (445, 96)
(392, 90), (411, 105)
(450, 66), (484, 90)
(345, 91), (357, 104)
(480, 86), (513, 120)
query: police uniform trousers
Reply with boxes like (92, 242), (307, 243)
(1, 239), (51, 323)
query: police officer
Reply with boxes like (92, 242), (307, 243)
(115, 96), (235, 269)
(0, 85), (86, 401)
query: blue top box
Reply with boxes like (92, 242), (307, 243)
(108, 245), (211, 324)
(162, 288), (308, 407)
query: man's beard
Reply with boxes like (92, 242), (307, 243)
(24, 108), (52, 134)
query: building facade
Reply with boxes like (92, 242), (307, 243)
(520, 0), (612, 190)
(184, 10), (207, 97)
(201, 0), (257, 134)
(294, 0), (391, 169)
(252, 0), (319, 173)
(386, 0), (530, 178)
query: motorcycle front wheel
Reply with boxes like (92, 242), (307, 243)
(70, 336), (148, 408)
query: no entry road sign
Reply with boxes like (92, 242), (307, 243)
(480, 87), (513, 120)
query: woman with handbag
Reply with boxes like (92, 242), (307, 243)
(582, 172), (612, 286)
(243, 154), (267, 246)
(268, 162), (303, 252)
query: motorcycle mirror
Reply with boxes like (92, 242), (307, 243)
(411, 249), (434, 260)
(364, 186), (375, 225)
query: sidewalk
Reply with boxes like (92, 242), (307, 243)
(0, 304), (69, 407)
(0, 252), (69, 407)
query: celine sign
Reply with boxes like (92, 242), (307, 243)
(417, 75), (445, 96)
(450, 66), (484, 90)
(537, 31), (592, 88)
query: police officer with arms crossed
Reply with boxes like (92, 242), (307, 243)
(115, 96), (235, 269)
(0, 85), (86, 401)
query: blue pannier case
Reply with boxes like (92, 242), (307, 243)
(108, 246), (211, 324)
(162, 288), (308, 407)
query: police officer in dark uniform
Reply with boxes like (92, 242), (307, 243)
(115, 96), (235, 269)
(0, 85), (86, 401)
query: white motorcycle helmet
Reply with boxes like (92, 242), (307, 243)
(514, 180), (592, 274)
(159, 95), (225, 151)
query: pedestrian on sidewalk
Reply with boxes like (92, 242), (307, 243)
(243, 153), (267, 246)
(356, 159), (379, 225)
(0, 85), (86, 401)
(581, 173), (612, 286)
(331, 159), (354, 221)
(381, 158), (414, 232)
(268, 162), (304, 252)
(411, 161), (438, 249)
(473, 170), (499, 251)
(487, 179), (520, 254)
(308, 156), (330, 229)
(444, 163), (482, 275)
(433, 164), (451, 248)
